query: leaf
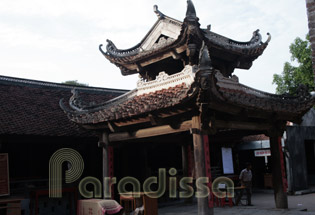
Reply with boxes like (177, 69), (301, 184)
(273, 35), (314, 95)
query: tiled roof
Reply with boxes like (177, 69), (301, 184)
(101, 1), (270, 76)
(61, 45), (315, 128)
(212, 72), (315, 121)
(0, 76), (126, 137)
(63, 83), (194, 124)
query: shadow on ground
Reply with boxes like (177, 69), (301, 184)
(158, 192), (315, 215)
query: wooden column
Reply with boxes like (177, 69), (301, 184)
(269, 135), (288, 209)
(192, 116), (214, 215)
(182, 145), (193, 204)
(108, 145), (114, 199)
(142, 148), (150, 179)
(99, 132), (113, 199)
(203, 135), (213, 208)
(182, 145), (189, 178)
(187, 145), (193, 178)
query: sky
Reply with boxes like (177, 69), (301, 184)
(0, 0), (309, 93)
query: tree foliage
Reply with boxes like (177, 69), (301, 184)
(62, 80), (89, 87)
(273, 35), (314, 95)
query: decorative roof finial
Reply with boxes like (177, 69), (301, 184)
(265, 33), (271, 44)
(197, 42), (212, 91)
(153, 5), (165, 19)
(186, 0), (197, 21)
(198, 41), (212, 71)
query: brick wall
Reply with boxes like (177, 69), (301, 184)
(306, 0), (315, 82)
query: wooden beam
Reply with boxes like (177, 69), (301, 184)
(209, 102), (242, 115)
(171, 49), (181, 60)
(136, 62), (143, 72)
(108, 121), (118, 132)
(148, 114), (158, 126)
(114, 117), (151, 127)
(114, 108), (192, 127)
(124, 46), (186, 70)
(214, 120), (272, 130)
(108, 120), (192, 142)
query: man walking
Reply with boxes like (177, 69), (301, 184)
(236, 163), (253, 206)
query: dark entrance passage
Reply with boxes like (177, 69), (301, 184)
(305, 140), (315, 186)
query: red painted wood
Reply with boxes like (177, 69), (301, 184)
(278, 137), (288, 193)
(108, 146), (114, 199)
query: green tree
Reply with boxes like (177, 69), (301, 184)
(273, 35), (314, 95)
(62, 80), (89, 87)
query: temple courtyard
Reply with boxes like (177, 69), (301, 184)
(158, 192), (315, 215)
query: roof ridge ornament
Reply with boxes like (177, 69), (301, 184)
(69, 88), (87, 111)
(185, 0), (198, 22)
(153, 5), (165, 19)
(250, 30), (271, 45)
(197, 41), (212, 91)
(250, 29), (262, 44)
(68, 88), (99, 111)
(198, 41), (212, 72)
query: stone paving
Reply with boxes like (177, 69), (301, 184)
(158, 192), (315, 215)
(159, 204), (314, 215)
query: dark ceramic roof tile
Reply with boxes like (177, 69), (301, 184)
(213, 72), (315, 119)
(0, 76), (126, 136)
(66, 83), (192, 124)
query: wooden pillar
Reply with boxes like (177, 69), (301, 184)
(182, 145), (189, 178)
(187, 145), (193, 179)
(99, 132), (113, 199)
(203, 135), (213, 208)
(143, 147), (150, 178)
(108, 145), (114, 199)
(182, 145), (193, 204)
(269, 135), (288, 209)
(192, 115), (214, 215)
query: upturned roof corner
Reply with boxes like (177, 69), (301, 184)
(99, 1), (271, 78)
(59, 1), (315, 144)
(153, 5), (165, 19)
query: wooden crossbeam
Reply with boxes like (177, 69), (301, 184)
(214, 120), (272, 131)
(108, 119), (271, 142)
(108, 120), (192, 142)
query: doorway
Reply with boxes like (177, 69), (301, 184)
(305, 140), (315, 186)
